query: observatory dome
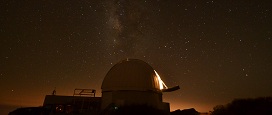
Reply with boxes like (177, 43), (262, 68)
(102, 59), (161, 92)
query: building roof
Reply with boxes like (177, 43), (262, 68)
(101, 59), (161, 92)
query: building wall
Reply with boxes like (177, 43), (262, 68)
(101, 90), (168, 111)
(43, 95), (101, 114)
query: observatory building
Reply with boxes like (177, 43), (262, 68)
(24, 59), (179, 115)
(101, 59), (179, 113)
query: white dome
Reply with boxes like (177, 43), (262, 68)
(101, 59), (161, 92)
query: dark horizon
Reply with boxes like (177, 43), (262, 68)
(4, 96), (272, 115)
(0, 104), (23, 115)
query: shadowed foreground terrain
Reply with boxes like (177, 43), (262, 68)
(211, 97), (272, 115)
(7, 97), (272, 115)
(0, 105), (22, 115)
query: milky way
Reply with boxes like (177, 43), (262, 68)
(104, 0), (157, 57)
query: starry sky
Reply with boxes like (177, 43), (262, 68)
(1, 0), (272, 113)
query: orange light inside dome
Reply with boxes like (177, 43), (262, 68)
(154, 70), (168, 90)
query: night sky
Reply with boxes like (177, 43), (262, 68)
(1, 0), (272, 113)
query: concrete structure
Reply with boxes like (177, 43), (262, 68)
(42, 89), (101, 115)
(36, 59), (179, 115)
(101, 59), (173, 113)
